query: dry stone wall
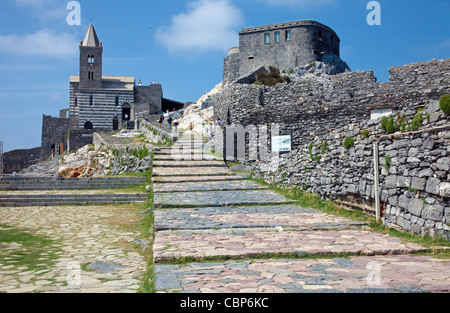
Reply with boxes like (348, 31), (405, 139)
(212, 58), (450, 240)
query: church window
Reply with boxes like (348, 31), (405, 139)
(90, 94), (93, 106)
(88, 54), (95, 64)
(115, 95), (119, 106)
(264, 33), (270, 44)
(74, 97), (78, 107)
(285, 30), (291, 42)
(274, 32), (280, 43)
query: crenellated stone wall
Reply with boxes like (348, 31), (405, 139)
(212, 58), (450, 240)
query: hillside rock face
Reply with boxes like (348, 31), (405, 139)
(292, 53), (351, 80)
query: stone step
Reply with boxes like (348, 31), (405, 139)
(154, 150), (206, 156)
(2, 176), (147, 183)
(153, 190), (296, 208)
(152, 175), (245, 183)
(153, 180), (267, 193)
(153, 228), (429, 263)
(0, 177), (148, 191)
(153, 155), (221, 161)
(154, 205), (368, 231)
(0, 193), (147, 207)
(152, 167), (233, 177)
(153, 160), (226, 168)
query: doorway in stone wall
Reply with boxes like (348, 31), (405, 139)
(113, 116), (119, 131)
(84, 121), (93, 130)
(122, 103), (131, 121)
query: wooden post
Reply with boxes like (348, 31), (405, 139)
(373, 142), (381, 222)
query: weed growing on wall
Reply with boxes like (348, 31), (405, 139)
(439, 95), (450, 114)
(343, 137), (355, 149)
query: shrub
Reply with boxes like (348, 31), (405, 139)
(255, 66), (290, 86)
(361, 129), (370, 139)
(380, 117), (398, 134)
(439, 94), (450, 114)
(410, 113), (425, 131)
(321, 141), (328, 154)
(343, 137), (355, 149)
(384, 155), (392, 170)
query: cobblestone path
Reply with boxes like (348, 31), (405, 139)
(152, 134), (450, 293)
(0, 205), (146, 293)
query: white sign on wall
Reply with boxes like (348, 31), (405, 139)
(272, 135), (291, 153)
(370, 109), (392, 120)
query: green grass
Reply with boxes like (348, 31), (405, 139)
(0, 224), (62, 272)
(156, 251), (359, 266)
(136, 152), (156, 293)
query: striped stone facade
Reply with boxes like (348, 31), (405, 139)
(69, 76), (135, 131)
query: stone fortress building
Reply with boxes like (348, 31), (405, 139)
(223, 20), (344, 85)
(39, 23), (182, 161)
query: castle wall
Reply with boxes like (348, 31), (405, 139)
(212, 58), (450, 240)
(135, 85), (163, 116)
(3, 147), (41, 174)
(40, 115), (70, 161)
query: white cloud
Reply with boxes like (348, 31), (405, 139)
(14, 0), (67, 21)
(0, 29), (77, 58)
(155, 0), (244, 53)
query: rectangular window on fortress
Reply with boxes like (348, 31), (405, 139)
(274, 32), (280, 43)
(264, 33), (270, 44)
(285, 30), (291, 42)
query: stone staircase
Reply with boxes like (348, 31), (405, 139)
(0, 176), (147, 191)
(0, 176), (148, 207)
(150, 131), (443, 294)
(0, 193), (147, 207)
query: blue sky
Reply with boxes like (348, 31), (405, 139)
(0, 0), (449, 152)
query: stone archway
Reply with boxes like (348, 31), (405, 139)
(84, 121), (93, 130)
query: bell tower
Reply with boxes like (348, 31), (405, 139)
(79, 23), (103, 90)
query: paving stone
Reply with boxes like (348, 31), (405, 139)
(153, 180), (267, 193)
(154, 273), (182, 290)
(154, 265), (180, 273)
(153, 175), (244, 183)
(153, 167), (233, 177)
(154, 190), (296, 208)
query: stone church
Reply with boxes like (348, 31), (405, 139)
(40, 23), (182, 160)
